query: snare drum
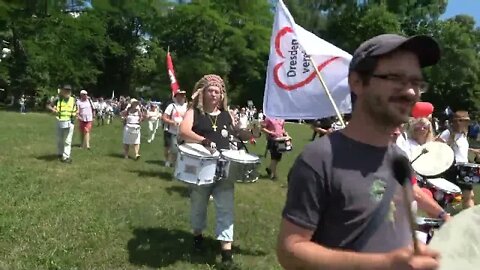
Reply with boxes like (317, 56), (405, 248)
(174, 143), (220, 185)
(425, 178), (462, 208)
(456, 162), (480, 184)
(221, 150), (260, 183)
(274, 137), (292, 152)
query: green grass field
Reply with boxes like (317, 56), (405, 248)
(0, 111), (315, 270)
(1, 110), (479, 270)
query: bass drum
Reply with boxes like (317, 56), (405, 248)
(429, 205), (480, 269)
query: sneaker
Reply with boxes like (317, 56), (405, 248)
(61, 158), (72, 164)
(135, 155), (141, 161)
(147, 139), (151, 143)
(164, 161), (171, 167)
(193, 234), (204, 251)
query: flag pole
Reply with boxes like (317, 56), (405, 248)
(309, 57), (346, 128)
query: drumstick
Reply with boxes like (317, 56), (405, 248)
(410, 148), (429, 165)
(392, 155), (420, 254)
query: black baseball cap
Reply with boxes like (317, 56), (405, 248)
(349, 34), (441, 71)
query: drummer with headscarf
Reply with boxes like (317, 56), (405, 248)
(179, 74), (237, 267)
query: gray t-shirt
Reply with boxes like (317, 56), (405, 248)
(282, 131), (412, 253)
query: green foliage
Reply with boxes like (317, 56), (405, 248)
(0, 0), (479, 112)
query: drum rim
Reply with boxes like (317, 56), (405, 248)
(456, 162), (480, 167)
(178, 145), (220, 160)
(426, 178), (462, 194)
(221, 150), (260, 163)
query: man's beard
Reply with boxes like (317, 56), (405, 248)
(363, 94), (409, 127)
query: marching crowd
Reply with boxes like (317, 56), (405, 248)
(41, 33), (480, 270)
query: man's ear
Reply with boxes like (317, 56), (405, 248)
(348, 72), (363, 97)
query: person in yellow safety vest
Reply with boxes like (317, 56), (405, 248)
(46, 84), (78, 163)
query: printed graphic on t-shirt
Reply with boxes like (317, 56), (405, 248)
(370, 179), (386, 202)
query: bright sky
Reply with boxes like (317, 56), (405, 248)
(442, 0), (480, 25)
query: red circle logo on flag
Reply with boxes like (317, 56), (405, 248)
(273, 26), (339, 91)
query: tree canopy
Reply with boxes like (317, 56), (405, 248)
(0, 0), (479, 114)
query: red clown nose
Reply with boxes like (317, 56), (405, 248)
(411, 102), (434, 118)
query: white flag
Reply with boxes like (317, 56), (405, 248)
(263, 0), (352, 120)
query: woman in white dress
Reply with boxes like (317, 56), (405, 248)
(146, 103), (161, 143)
(121, 98), (143, 159)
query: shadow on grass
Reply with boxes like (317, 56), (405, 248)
(127, 227), (266, 269)
(107, 152), (126, 159)
(145, 160), (164, 166)
(35, 154), (60, 162)
(165, 185), (190, 198)
(129, 169), (173, 180)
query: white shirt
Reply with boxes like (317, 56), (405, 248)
(238, 114), (249, 129)
(147, 109), (161, 121)
(396, 137), (421, 161)
(439, 129), (469, 163)
(258, 112), (264, 121)
(126, 110), (141, 126)
(96, 101), (107, 112)
(76, 99), (94, 122)
(164, 102), (187, 135)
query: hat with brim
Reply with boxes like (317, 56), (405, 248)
(453, 111), (470, 121)
(80, 90), (88, 95)
(174, 90), (186, 96)
(350, 34), (441, 70)
(62, 84), (72, 91)
(130, 98), (139, 104)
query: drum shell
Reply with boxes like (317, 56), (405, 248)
(223, 160), (259, 182)
(456, 163), (480, 184)
(222, 151), (260, 182)
(174, 148), (219, 185)
(274, 138), (292, 152)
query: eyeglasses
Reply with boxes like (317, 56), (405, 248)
(371, 73), (428, 93)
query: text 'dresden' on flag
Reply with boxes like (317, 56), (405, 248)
(263, 0), (353, 120)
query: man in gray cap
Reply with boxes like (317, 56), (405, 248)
(46, 84), (77, 163)
(277, 34), (441, 269)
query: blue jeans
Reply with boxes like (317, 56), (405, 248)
(190, 179), (234, 242)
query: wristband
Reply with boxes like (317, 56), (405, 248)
(437, 210), (447, 219)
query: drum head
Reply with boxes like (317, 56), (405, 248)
(427, 178), (462, 194)
(178, 143), (220, 158)
(411, 142), (454, 176)
(222, 150), (259, 163)
(429, 205), (480, 269)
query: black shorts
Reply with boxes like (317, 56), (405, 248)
(267, 139), (282, 161)
(164, 131), (172, 148)
(441, 163), (474, 191)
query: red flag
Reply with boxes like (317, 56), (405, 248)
(166, 51), (180, 96)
